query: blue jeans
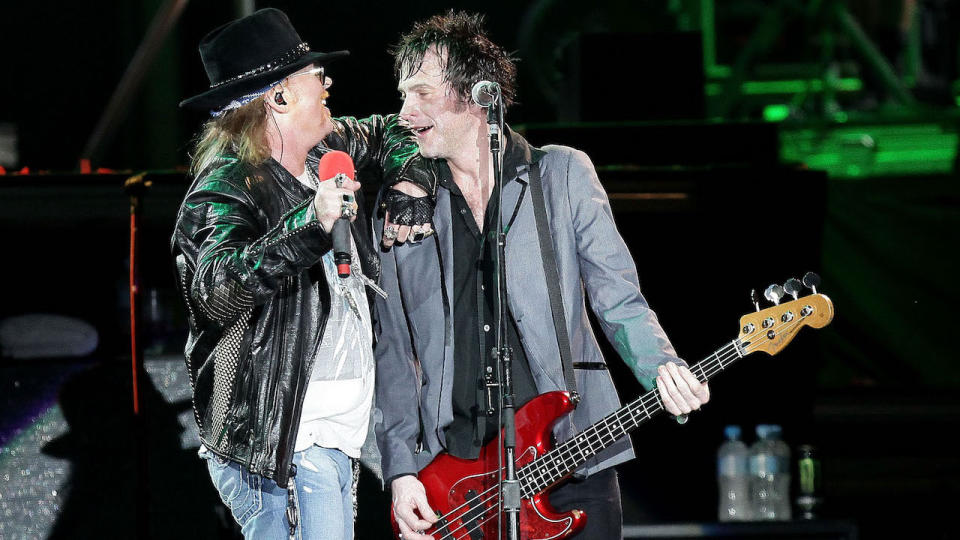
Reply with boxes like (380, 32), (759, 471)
(201, 445), (355, 540)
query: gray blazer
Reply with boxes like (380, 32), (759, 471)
(374, 132), (683, 482)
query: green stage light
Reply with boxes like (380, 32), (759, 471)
(706, 78), (863, 96)
(763, 104), (790, 122)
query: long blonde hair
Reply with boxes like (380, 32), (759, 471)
(189, 98), (271, 175)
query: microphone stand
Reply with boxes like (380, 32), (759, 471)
(486, 95), (520, 540)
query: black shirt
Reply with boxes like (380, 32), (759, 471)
(442, 141), (539, 460)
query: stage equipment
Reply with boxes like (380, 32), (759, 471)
(710, 0), (916, 119)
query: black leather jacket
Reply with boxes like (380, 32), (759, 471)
(171, 115), (432, 486)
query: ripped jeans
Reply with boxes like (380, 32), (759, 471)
(200, 445), (355, 540)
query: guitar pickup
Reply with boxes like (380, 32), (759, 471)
(463, 489), (486, 539)
(434, 512), (451, 538)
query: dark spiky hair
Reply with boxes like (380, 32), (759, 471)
(391, 10), (517, 107)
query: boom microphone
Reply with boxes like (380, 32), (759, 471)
(316, 150), (356, 278)
(471, 80), (501, 107)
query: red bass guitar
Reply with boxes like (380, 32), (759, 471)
(392, 289), (834, 540)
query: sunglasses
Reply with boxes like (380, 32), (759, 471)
(288, 66), (331, 89)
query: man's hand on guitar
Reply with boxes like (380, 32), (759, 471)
(391, 475), (438, 540)
(656, 362), (710, 417)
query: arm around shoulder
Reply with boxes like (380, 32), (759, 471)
(326, 115), (437, 196)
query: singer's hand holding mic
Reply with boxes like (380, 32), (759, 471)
(315, 151), (360, 278)
(313, 151), (361, 233)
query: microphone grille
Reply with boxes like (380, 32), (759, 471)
(316, 150), (355, 181)
(471, 81), (485, 103)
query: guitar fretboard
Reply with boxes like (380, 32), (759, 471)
(517, 339), (747, 497)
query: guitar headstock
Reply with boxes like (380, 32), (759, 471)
(738, 293), (834, 356)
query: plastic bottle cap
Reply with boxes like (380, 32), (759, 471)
(755, 424), (783, 439)
(724, 425), (742, 441)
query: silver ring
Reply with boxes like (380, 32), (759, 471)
(341, 202), (357, 218)
(384, 225), (399, 240)
(675, 413), (689, 425)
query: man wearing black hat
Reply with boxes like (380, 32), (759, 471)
(172, 8), (435, 540)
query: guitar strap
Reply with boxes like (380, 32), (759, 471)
(527, 160), (580, 405)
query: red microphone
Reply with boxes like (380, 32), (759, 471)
(316, 150), (356, 184)
(316, 150), (356, 278)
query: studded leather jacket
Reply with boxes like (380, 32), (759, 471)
(171, 115), (433, 486)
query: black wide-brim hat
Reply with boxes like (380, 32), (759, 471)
(180, 8), (348, 111)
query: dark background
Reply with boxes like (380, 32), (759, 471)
(1, 1), (958, 539)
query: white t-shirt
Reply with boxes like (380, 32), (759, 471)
(292, 168), (375, 458)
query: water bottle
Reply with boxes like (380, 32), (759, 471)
(769, 427), (792, 520)
(717, 425), (752, 521)
(749, 424), (792, 520)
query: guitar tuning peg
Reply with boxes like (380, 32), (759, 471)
(764, 284), (785, 305)
(784, 278), (802, 300)
(802, 272), (821, 294)
(750, 288), (762, 312)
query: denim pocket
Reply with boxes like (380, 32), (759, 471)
(229, 469), (263, 527)
(205, 454), (243, 505)
(204, 457), (264, 527)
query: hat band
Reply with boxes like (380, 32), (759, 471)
(210, 42), (311, 88)
(210, 81), (279, 117)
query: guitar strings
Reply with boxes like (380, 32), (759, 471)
(521, 340), (744, 490)
(434, 335), (792, 540)
(432, 321), (799, 540)
(523, 317), (800, 492)
(527, 315), (806, 486)
(428, 314), (811, 540)
(429, 345), (727, 540)
(432, 326), (787, 540)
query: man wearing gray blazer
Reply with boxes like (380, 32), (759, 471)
(375, 12), (711, 540)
